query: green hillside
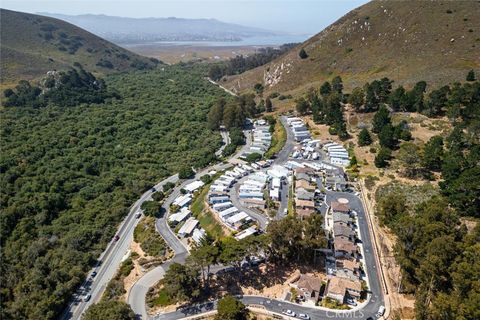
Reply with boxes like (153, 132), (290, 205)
(0, 64), (225, 319)
(0, 9), (159, 85)
(223, 0), (480, 95)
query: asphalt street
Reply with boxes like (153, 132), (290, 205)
(228, 174), (269, 229)
(151, 117), (385, 320)
(128, 130), (253, 319)
(61, 174), (179, 320)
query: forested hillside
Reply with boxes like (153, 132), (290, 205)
(0, 64), (227, 319)
(0, 9), (159, 85)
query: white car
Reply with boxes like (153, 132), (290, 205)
(298, 314), (310, 320)
(282, 309), (296, 317)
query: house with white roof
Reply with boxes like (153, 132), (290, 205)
(168, 208), (191, 225)
(173, 194), (192, 208)
(218, 206), (239, 220)
(235, 226), (257, 240)
(184, 180), (205, 193)
(178, 217), (199, 238)
(212, 201), (233, 212)
(192, 228), (206, 244)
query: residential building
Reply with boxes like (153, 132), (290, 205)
(295, 188), (314, 201)
(330, 201), (350, 214)
(296, 179), (315, 191)
(333, 212), (353, 225)
(240, 198), (266, 209)
(334, 237), (358, 258)
(270, 188), (280, 201)
(208, 195), (229, 204)
(325, 276), (362, 303)
(168, 208), (191, 225)
(235, 226), (257, 240)
(178, 217), (199, 238)
(192, 228), (206, 245)
(333, 222), (356, 241)
(173, 194), (192, 208)
(184, 180), (205, 193)
(336, 258), (361, 280)
(293, 274), (322, 303)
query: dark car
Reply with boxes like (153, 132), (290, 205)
(113, 235), (120, 241)
(151, 187), (156, 192)
(91, 271), (97, 277)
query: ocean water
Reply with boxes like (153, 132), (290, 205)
(128, 34), (311, 47)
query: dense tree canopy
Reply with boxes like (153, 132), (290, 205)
(215, 295), (248, 320)
(3, 67), (120, 108)
(83, 300), (135, 320)
(0, 64), (227, 319)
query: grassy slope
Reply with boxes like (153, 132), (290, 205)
(223, 0), (480, 95)
(0, 9), (157, 86)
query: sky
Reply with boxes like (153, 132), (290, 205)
(1, 0), (369, 34)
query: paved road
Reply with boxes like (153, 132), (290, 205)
(150, 117), (385, 319)
(62, 123), (233, 320)
(274, 116), (295, 220)
(62, 174), (179, 320)
(154, 191), (385, 320)
(274, 116), (296, 165)
(215, 130), (230, 157)
(128, 131), (253, 319)
(228, 175), (269, 229)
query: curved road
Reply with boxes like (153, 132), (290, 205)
(62, 125), (234, 320)
(128, 131), (253, 318)
(149, 118), (385, 320)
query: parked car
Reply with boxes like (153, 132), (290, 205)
(151, 187), (156, 192)
(135, 212), (142, 219)
(346, 298), (357, 306)
(83, 294), (91, 302)
(376, 306), (385, 317)
(113, 235), (120, 242)
(91, 271), (97, 277)
(282, 309), (296, 317)
(297, 314), (310, 320)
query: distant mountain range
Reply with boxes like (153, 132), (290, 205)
(37, 13), (282, 44)
(0, 9), (158, 84)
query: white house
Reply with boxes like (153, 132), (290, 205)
(212, 201), (233, 212)
(270, 188), (280, 201)
(184, 180), (205, 193)
(173, 194), (192, 208)
(192, 228), (206, 244)
(235, 226), (257, 240)
(178, 217), (199, 238)
(168, 208), (191, 225)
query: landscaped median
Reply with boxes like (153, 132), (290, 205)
(264, 116), (287, 159)
(190, 172), (230, 240)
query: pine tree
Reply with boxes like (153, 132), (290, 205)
(372, 105), (391, 133)
(299, 48), (308, 59)
(466, 69), (476, 82)
(348, 87), (365, 111)
(332, 76), (344, 95)
(358, 128), (372, 146)
(265, 97), (273, 112)
(296, 98), (309, 115)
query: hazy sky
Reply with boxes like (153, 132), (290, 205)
(1, 0), (369, 34)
